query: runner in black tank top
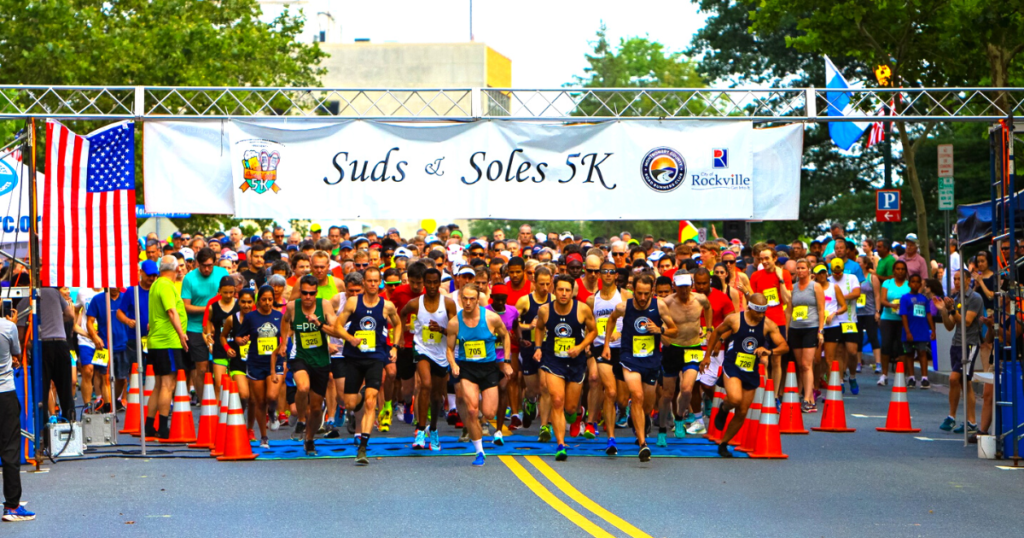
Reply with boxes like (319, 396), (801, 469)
(700, 294), (789, 457)
(514, 267), (554, 431)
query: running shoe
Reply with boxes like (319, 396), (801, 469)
(714, 402), (727, 432)
(605, 437), (618, 456)
(615, 406), (629, 428)
(304, 440), (318, 457)
(524, 400), (537, 425)
(346, 411), (357, 435)
(259, 437), (270, 449)
(248, 428), (256, 441)
(583, 423), (597, 440)
(953, 421), (978, 434)
(686, 419), (706, 435)
(190, 390), (199, 407)
(920, 378), (931, 389)
(555, 444), (568, 462)
(324, 428), (340, 439)
(656, 432), (668, 447)
(538, 424), (552, 443)
(841, 383), (845, 395)
(355, 446), (369, 465)
(446, 408), (459, 426)
(717, 443), (733, 458)
(684, 413), (697, 426)
(569, 411), (583, 438)
(801, 401), (817, 414)
(850, 379), (860, 396)
(403, 403), (414, 424)
(115, 400), (126, 413)
(856, 363), (862, 373)
(459, 428), (471, 443)
(413, 429), (427, 449)
(378, 405), (392, 433)
(269, 415), (281, 431)
(493, 430), (504, 447)
(907, 376), (917, 388)
(2, 506), (36, 522)
(877, 375), (887, 386)
(674, 419), (687, 438)
(430, 430), (441, 451)
(638, 444), (651, 462)
(291, 421), (306, 441)
(813, 389), (822, 402)
(874, 363), (882, 374)
(472, 452), (486, 466)
(509, 414), (522, 432)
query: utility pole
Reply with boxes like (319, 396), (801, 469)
(469, 0), (474, 42)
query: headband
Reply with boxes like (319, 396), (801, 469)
(748, 302), (768, 313)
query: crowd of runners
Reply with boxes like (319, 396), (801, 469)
(32, 221), (1002, 468)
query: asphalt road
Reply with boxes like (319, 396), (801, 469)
(5, 374), (1022, 537)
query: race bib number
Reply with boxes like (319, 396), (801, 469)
(92, 349), (109, 367)
(764, 287), (780, 307)
(389, 327), (396, 343)
(632, 335), (654, 358)
(735, 352), (755, 372)
(355, 330), (376, 352)
(300, 331), (323, 349)
(464, 340), (486, 360)
(857, 293), (866, 307)
(891, 298), (900, 315)
(239, 343), (250, 360)
(70, 350), (78, 364)
(792, 305), (808, 321)
(423, 328), (443, 345)
(257, 337), (277, 356)
(554, 337), (574, 358)
(141, 336), (148, 353)
(684, 349), (703, 363)
(913, 304), (926, 318)
(409, 314), (417, 330)
(841, 322), (858, 334)
(597, 317), (608, 337)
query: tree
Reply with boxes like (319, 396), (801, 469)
(0, 0), (327, 234)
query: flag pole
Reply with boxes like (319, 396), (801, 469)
(133, 285), (144, 455)
(27, 118), (44, 469)
(106, 292), (115, 444)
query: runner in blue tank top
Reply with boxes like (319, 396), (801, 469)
(533, 274), (597, 461)
(700, 293), (788, 458)
(333, 267), (402, 466)
(445, 283), (511, 467)
(602, 273), (677, 462)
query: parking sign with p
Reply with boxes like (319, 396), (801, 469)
(876, 189), (901, 222)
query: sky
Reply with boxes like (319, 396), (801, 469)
(258, 0), (709, 88)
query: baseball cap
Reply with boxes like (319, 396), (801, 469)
(456, 265), (476, 277)
(179, 247), (195, 261)
(535, 232), (546, 244)
(560, 232), (574, 241)
(140, 260), (159, 276)
(426, 235), (441, 245)
(171, 231), (182, 240)
(829, 258), (844, 270)
(905, 233), (918, 242)
(310, 223), (322, 233)
(394, 247), (413, 259)
(387, 227), (400, 235)
(249, 235), (263, 244)
(220, 250), (238, 261)
(353, 236), (369, 246)
(286, 244), (299, 252)
(339, 240), (354, 250)
(649, 251), (665, 262)
(441, 271), (452, 282)
(673, 273), (692, 287)
(813, 264), (828, 274)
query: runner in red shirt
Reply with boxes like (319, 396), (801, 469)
(575, 254), (602, 303)
(504, 257), (531, 428)
(693, 267), (735, 413)
(388, 262), (426, 425)
(747, 247), (792, 396)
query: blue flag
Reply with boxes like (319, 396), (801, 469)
(824, 56), (872, 151)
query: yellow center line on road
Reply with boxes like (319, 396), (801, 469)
(525, 456), (653, 538)
(498, 456), (616, 538)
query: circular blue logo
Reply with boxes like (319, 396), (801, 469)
(359, 316), (377, 331)
(640, 147), (685, 192)
(741, 337), (758, 353)
(554, 323), (572, 337)
(0, 159), (18, 197)
(633, 317), (651, 333)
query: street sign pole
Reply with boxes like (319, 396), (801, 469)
(938, 144), (954, 294)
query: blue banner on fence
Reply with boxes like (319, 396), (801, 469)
(136, 205), (191, 219)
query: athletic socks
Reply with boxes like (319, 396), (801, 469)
(447, 394), (457, 409)
(565, 412), (578, 424)
(472, 439), (484, 454)
(359, 433), (370, 448)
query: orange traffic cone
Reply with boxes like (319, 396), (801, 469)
(749, 379), (788, 459)
(160, 369), (197, 444)
(218, 381), (258, 461)
(119, 363), (141, 434)
(811, 360), (856, 433)
(133, 365), (156, 438)
(189, 373), (219, 448)
(737, 367), (765, 453)
(877, 363), (921, 433)
(779, 362), (808, 434)
(704, 370), (726, 442)
(211, 375), (232, 456)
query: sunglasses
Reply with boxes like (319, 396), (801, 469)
(585, 268), (600, 274)
(300, 290), (317, 296)
(612, 252), (626, 257)
(354, 263), (369, 268)
(600, 269), (616, 274)
(723, 260), (735, 265)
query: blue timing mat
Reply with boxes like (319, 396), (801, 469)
(250, 436), (748, 460)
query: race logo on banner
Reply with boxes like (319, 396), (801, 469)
(237, 139), (283, 194)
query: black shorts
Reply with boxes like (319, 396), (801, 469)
(413, 351), (449, 379)
(723, 358), (760, 391)
(620, 360), (660, 386)
(950, 345), (979, 381)
(125, 339), (147, 371)
(148, 348), (186, 377)
(540, 355), (587, 384)
(593, 345), (624, 381)
(456, 361), (503, 391)
(661, 344), (702, 378)
(879, 320), (906, 357)
(341, 358), (385, 395)
(788, 327), (819, 349)
(857, 315), (879, 351)
(823, 324), (860, 344)
(291, 358), (331, 397)
(519, 342), (540, 376)
(396, 347), (416, 381)
(186, 332), (209, 369)
(286, 385), (297, 404)
(330, 357), (345, 379)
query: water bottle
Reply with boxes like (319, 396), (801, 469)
(249, 279), (256, 289)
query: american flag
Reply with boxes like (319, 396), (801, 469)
(40, 120), (138, 288)
(865, 99), (893, 149)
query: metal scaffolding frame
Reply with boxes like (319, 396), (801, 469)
(1, 85), (1024, 121)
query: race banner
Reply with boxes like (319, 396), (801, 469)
(226, 120), (755, 220)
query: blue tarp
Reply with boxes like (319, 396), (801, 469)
(956, 191), (1024, 246)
